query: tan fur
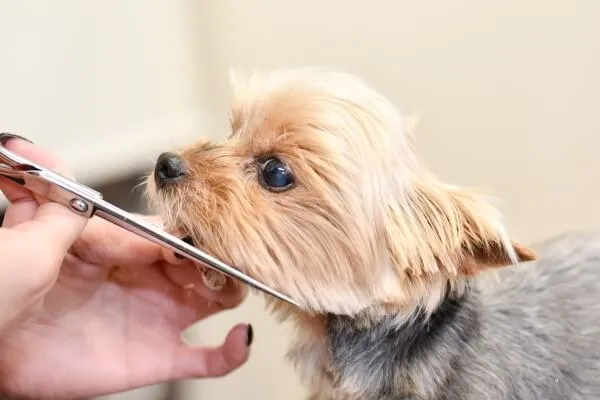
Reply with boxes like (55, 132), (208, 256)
(146, 67), (536, 398)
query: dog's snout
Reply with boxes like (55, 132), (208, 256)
(154, 152), (186, 187)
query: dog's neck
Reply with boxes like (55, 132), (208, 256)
(287, 281), (481, 399)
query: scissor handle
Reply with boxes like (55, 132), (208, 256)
(0, 138), (100, 218)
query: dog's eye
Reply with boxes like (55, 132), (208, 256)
(258, 157), (295, 192)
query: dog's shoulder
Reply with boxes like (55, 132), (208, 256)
(495, 230), (600, 286)
(526, 230), (600, 287)
(532, 229), (600, 258)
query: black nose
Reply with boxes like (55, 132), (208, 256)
(154, 152), (186, 187)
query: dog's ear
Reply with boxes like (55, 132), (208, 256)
(446, 187), (537, 275)
(385, 178), (537, 279)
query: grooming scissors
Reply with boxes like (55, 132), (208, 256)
(0, 133), (300, 307)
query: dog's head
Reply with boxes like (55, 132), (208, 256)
(146, 68), (536, 316)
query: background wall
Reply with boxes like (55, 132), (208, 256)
(1, 1), (599, 399)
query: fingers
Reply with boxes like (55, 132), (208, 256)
(172, 323), (252, 380)
(160, 244), (190, 265)
(70, 216), (165, 266)
(161, 263), (248, 310)
(3, 137), (74, 177)
(0, 138), (73, 211)
(1, 138), (88, 256)
(0, 135), (68, 228)
(0, 177), (38, 227)
(71, 214), (213, 268)
(23, 203), (88, 256)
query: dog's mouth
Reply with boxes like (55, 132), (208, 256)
(163, 222), (205, 256)
(176, 231), (205, 252)
(164, 221), (202, 247)
(172, 227), (258, 287)
(181, 235), (195, 247)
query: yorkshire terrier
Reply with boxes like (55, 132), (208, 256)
(146, 68), (600, 399)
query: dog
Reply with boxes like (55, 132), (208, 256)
(146, 68), (600, 399)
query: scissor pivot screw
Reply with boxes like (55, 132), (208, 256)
(69, 198), (89, 214)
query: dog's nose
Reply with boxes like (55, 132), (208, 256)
(154, 152), (186, 187)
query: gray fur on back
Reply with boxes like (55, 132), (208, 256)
(326, 231), (600, 399)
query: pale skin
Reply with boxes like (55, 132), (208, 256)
(0, 137), (252, 399)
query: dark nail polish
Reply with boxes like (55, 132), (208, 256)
(246, 324), (254, 346)
(0, 133), (33, 145)
(175, 236), (194, 259)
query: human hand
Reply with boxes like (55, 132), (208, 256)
(0, 136), (252, 399)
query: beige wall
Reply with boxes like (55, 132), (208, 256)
(0, 1), (216, 188)
(2, 1), (599, 399)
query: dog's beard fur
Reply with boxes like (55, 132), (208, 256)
(145, 68), (538, 398)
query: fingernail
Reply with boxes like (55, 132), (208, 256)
(246, 324), (254, 346)
(0, 133), (33, 145)
(175, 236), (194, 259)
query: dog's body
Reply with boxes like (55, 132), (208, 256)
(292, 231), (600, 399)
(147, 68), (600, 399)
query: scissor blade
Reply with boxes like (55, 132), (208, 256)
(91, 199), (300, 307)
